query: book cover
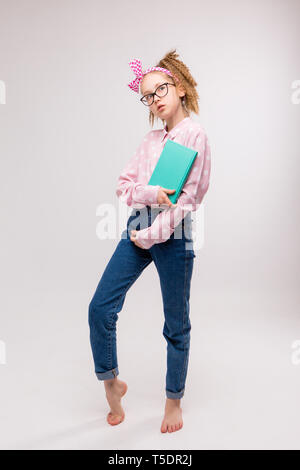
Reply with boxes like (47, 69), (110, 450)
(148, 139), (198, 204)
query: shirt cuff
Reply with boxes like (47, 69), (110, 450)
(134, 227), (157, 250)
(143, 185), (160, 205)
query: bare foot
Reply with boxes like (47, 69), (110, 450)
(104, 377), (128, 426)
(161, 398), (183, 433)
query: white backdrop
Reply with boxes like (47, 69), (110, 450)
(0, 0), (300, 450)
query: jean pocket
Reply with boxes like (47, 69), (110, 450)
(184, 238), (196, 258)
(186, 249), (196, 258)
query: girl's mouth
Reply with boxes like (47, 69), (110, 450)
(158, 105), (166, 111)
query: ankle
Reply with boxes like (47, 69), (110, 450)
(104, 377), (118, 388)
(166, 398), (181, 406)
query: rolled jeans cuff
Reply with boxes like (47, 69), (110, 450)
(166, 387), (185, 399)
(96, 367), (119, 380)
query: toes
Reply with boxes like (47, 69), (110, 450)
(168, 423), (182, 432)
(108, 417), (122, 425)
(161, 419), (183, 433)
(160, 422), (167, 433)
(107, 412), (124, 426)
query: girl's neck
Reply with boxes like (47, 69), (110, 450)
(165, 110), (190, 133)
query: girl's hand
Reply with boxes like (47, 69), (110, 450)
(157, 187), (178, 208)
(130, 230), (146, 249)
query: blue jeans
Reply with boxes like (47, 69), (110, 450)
(88, 206), (195, 399)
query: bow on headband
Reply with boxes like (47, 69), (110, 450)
(127, 58), (178, 94)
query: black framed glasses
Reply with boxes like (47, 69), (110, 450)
(140, 82), (176, 106)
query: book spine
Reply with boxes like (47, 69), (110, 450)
(172, 153), (197, 203)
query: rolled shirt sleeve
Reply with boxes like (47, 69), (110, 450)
(116, 136), (161, 209)
(134, 129), (211, 249)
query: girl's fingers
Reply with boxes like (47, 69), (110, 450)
(130, 230), (139, 245)
(130, 232), (144, 249)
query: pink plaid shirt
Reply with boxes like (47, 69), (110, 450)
(116, 116), (211, 249)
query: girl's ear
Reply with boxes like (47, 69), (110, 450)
(176, 82), (186, 98)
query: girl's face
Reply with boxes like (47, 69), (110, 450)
(140, 72), (185, 120)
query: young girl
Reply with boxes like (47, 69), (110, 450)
(88, 49), (211, 433)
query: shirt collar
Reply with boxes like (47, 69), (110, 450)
(160, 116), (192, 142)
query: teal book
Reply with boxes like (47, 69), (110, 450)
(148, 139), (198, 204)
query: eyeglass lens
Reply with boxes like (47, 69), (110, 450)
(142, 84), (168, 105)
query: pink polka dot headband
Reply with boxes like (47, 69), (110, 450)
(127, 58), (179, 94)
